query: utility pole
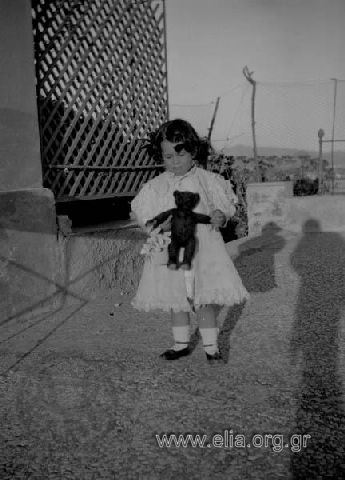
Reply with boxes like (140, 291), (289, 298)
(207, 96), (220, 143)
(330, 78), (338, 194)
(243, 65), (259, 182)
(318, 128), (324, 194)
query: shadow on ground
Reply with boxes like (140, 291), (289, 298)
(218, 222), (286, 363)
(289, 218), (345, 479)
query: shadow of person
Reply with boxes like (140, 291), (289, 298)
(289, 218), (345, 479)
(234, 221), (286, 293)
(218, 302), (246, 363)
(0, 223), (10, 315)
(218, 222), (286, 363)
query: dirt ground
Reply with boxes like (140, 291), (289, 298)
(2, 227), (345, 479)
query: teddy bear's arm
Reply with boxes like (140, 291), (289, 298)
(193, 212), (211, 224)
(145, 208), (176, 229)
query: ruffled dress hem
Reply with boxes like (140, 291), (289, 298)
(131, 289), (250, 313)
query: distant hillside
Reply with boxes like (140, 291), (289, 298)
(220, 144), (345, 166)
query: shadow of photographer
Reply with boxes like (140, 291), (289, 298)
(289, 218), (345, 479)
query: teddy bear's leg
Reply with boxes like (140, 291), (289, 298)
(167, 241), (179, 270)
(180, 237), (195, 270)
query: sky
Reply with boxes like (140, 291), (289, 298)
(165, 0), (345, 154)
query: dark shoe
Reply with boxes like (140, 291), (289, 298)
(160, 346), (191, 360)
(206, 351), (224, 364)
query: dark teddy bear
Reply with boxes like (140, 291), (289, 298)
(145, 190), (211, 270)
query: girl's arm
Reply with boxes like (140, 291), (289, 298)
(130, 181), (160, 228)
(207, 171), (238, 221)
(210, 210), (227, 228)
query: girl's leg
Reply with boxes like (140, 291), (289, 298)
(172, 310), (190, 327)
(160, 311), (191, 360)
(197, 305), (220, 357)
(170, 311), (190, 350)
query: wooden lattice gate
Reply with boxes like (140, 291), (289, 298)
(31, 0), (168, 202)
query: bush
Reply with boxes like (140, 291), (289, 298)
(207, 153), (248, 241)
(293, 178), (319, 196)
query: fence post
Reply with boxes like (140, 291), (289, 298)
(243, 66), (259, 182)
(318, 128), (324, 194)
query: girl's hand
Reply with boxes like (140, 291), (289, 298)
(159, 215), (172, 232)
(210, 209), (226, 229)
(144, 219), (155, 234)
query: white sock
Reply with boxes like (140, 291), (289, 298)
(172, 325), (190, 351)
(199, 327), (219, 355)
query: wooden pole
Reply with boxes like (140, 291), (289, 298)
(318, 129), (324, 194)
(330, 78), (338, 194)
(243, 66), (259, 181)
(207, 96), (220, 142)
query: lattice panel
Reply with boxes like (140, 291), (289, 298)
(31, 0), (168, 200)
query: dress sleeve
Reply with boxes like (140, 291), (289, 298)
(130, 181), (158, 228)
(208, 172), (238, 219)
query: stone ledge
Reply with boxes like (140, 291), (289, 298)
(246, 181), (294, 235)
(60, 227), (146, 301)
(286, 195), (345, 232)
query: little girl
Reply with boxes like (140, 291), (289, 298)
(131, 119), (249, 363)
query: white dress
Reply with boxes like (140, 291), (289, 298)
(131, 166), (249, 312)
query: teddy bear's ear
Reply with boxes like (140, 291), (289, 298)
(173, 190), (179, 197)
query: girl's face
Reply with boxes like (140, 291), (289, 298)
(161, 140), (194, 176)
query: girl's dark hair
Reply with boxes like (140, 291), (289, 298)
(144, 118), (210, 167)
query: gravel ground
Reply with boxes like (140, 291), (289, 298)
(1, 225), (345, 479)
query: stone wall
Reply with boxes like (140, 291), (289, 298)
(286, 196), (345, 233)
(59, 228), (146, 300)
(246, 181), (345, 234)
(246, 181), (294, 235)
